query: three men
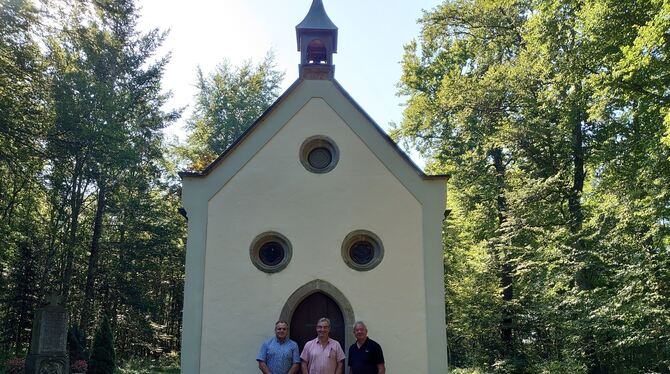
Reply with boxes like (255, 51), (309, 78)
(257, 321), (301, 374)
(347, 321), (385, 374)
(259, 318), (385, 373)
(300, 317), (346, 374)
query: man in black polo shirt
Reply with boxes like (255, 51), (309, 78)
(348, 321), (385, 374)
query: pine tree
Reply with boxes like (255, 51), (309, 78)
(88, 316), (115, 374)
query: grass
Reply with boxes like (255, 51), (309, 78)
(115, 366), (179, 374)
(0, 356), (179, 374)
(114, 355), (180, 374)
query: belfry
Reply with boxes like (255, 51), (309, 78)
(179, 1), (448, 372)
(296, 0), (338, 79)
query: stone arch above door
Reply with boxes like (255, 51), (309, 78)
(280, 279), (355, 352)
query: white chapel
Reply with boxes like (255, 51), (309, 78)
(179, 1), (449, 372)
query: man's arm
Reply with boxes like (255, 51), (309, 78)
(374, 342), (385, 374)
(256, 340), (271, 374)
(336, 359), (343, 374)
(301, 360), (309, 374)
(257, 360), (271, 374)
(287, 363), (300, 374)
(289, 342), (301, 374)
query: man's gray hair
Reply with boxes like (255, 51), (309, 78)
(353, 321), (367, 330)
(317, 317), (331, 326)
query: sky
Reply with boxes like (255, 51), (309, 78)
(136, 0), (442, 166)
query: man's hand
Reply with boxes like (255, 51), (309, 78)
(287, 363), (300, 374)
(258, 360), (271, 374)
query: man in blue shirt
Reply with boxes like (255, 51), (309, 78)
(257, 321), (301, 374)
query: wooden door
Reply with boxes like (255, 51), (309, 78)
(289, 292), (345, 351)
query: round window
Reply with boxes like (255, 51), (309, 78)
(341, 230), (384, 271)
(300, 136), (339, 173)
(308, 147), (333, 169)
(250, 232), (292, 273)
(349, 241), (374, 265)
(258, 241), (285, 266)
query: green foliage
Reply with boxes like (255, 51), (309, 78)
(68, 325), (87, 363)
(2, 357), (25, 374)
(1, 241), (38, 357)
(450, 369), (487, 374)
(0, 0), (185, 364)
(114, 354), (179, 374)
(399, 0), (670, 372)
(0, 0), (51, 163)
(177, 53), (284, 170)
(531, 358), (587, 374)
(0, 0), (51, 356)
(89, 316), (116, 374)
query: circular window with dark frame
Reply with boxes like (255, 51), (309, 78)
(341, 230), (384, 271)
(300, 136), (339, 174)
(250, 232), (292, 273)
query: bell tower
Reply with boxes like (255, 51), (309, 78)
(296, 0), (338, 79)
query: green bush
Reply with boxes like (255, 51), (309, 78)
(68, 325), (88, 363)
(3, 357), (25, 374)
(531, 359), (587, 374)
(157, 352), (179, 370)
(451, 368), (487, 374)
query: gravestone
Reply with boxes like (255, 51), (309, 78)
(26, 294), (69, 374)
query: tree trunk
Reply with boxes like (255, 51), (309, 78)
(79, 180), (106, 336)
(61, 156), (85, 302)
(568, 109), (585, 237)
(569, 94), (605, 374)
(492, 147), (514, 347)
(38, 190), (68, 296)
(111, 222), (125, 330)
(568, 99), (590, 292)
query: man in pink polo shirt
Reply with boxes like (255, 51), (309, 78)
(300, 317), (345, 374)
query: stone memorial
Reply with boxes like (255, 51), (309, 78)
(26, 294), (69, 374)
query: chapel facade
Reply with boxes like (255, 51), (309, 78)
(179, 1), (449, 372)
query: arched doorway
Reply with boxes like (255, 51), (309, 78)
(290, 292), (344, 351)
(280, 279), (355, 353)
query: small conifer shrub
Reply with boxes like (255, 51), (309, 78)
(88, 316), (115, 374)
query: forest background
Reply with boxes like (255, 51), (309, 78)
(0, 0), (668, 373)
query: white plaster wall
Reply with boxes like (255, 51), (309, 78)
(199, 98), (427, 373)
